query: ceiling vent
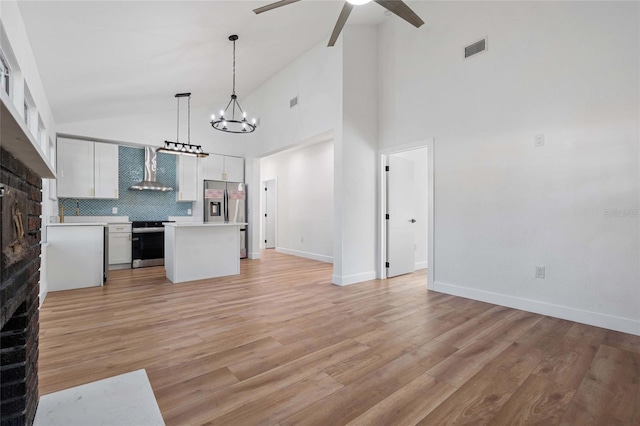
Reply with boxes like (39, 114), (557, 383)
(290, 96), (299, 108)
(464, 37), (487, 59)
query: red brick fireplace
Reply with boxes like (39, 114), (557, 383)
(1, 147), (42, 426)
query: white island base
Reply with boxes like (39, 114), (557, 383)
(164, 222), (246, 283)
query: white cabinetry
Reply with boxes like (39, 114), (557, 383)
(47, 224), (105, 291)
(108, 223), (132, 269)
(176, 155), (198, 201)
(57, 138), (119, 199)
(202, 154), (244, 182)
(57, 139), (93, 198)
(224, 156), (244, 182)
(94, 142), (119, 198)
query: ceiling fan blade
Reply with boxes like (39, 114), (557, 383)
(374, 0), (424, 28)
(253, 0), (301, 15)
(328, 2), (354, 47)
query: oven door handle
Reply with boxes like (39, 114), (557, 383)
(132, 228), (165, 234)
(131, 237), (139, 242)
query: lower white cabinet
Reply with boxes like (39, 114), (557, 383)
(47, 224), (106, 291)
(108, 223), (132, 269)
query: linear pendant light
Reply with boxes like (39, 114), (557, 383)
(157, 93), (209, 158)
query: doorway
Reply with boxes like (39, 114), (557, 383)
(379, 139), (435, 287)
(262, 179), (277, 249)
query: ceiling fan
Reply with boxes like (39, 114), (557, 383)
(253, 0), (425, 47)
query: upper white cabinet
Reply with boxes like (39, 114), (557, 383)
(202, 154), (224, 181)
(177, 155), (198, 202)
(202, 154), (244, 182)
(57, 138), (119, 199)
(94, 142), (119, 198)
(57, 139), (93, 198)
(224, 156), (244, 182)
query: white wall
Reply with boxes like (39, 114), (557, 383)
(394, 148), (428, 269)
(1, 0), (58, 305)
(57, 105), (247, 158)
(238, 36), (342, 265)
(332, 26), (378, 285)
(379, 1), (640, 334)
(241, 39), (342, 159)
(260, 140), (334, 263)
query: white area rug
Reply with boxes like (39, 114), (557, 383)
(34, 369), (164, 426)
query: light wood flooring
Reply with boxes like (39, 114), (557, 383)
(39, 250), (640, 425)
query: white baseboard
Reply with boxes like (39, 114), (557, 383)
(415, 261), (428, 270)
(332, 271), (377, 286)
(248, 252), (261, 260)
(108, 264), (131, 271)
(275, 247), (333, 264)
(432, 280), (640, 336)
(39, 281), (48, 308)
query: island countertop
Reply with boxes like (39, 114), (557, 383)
(163, 222), (247, 227)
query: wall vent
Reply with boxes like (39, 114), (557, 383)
(290, 96), (299, 108)
(464, 37), (487, 59)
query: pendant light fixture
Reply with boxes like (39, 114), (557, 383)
(210, 35), (257, 134)
(157, 93), (209, 158)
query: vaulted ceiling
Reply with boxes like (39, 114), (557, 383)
(18, 1), (392, 124)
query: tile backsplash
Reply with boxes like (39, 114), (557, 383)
(59, 146), (192, 221)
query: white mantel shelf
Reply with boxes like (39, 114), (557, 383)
(164, 223), (244, 284)
(1, 91), (55, 179)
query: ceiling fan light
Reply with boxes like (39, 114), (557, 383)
(346, 0), (371, 5)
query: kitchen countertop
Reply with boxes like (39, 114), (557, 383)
(60, 216), (131, 224)
(47, 222), (108, 227)
(163, 222), (247, 227)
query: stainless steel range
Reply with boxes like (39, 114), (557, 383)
(131, 221), (173, 268)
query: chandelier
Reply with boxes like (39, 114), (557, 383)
(158, 93), (209, 158)
(210, 35), (257, 134)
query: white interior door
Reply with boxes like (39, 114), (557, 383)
(387, 155), (416, 277)
(263, 179), (276, 249)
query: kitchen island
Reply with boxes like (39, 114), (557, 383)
(163, 222), (247, 283)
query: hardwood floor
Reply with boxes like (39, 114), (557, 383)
(38, 250), (640, 425)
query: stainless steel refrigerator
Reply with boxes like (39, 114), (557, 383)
(204, 180), (247, 258)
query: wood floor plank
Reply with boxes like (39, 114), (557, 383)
(163, 339), (369, 425)
(37, 250), (640, 424)
(347, 372), (457, 426)
(532, 322), (606, 388)
(560, 344), (640, 425)
(154, 367), (240, 413)
(491, 375), (576, 425)
(206, 372), (343, 426)
(280, 350), (431, 425)
(426, 337), (513, 387)
(418, 317), (573, 425)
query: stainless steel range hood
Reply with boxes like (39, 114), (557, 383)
(129, 146), (173, 192)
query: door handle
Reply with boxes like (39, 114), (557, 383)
(410, 219), (417, 223)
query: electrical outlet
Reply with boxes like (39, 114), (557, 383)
(300, 237), (304, 243)
(535, 266), (545, 279)
(112, 207), (118, 214)
(187, 208), (192, 215)
(535, 134), (545, 147)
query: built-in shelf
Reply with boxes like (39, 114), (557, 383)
(0, 90), (55, 179)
